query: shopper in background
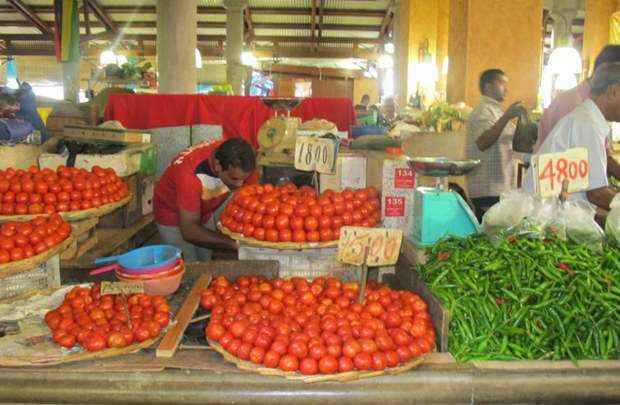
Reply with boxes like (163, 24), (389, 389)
(537, 45), (620, 179)
(466, 69), (526, 222)
(154, 138), (258, 261)
(525, 63), (620, 210)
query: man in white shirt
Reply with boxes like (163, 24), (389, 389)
(525, 63), (620, 209)
(466, 69), (526, 221)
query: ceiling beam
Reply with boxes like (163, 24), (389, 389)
(379, 1), (395, 40)
(0, 33), (383, 45)
(83, 0), (117, 33)
(0, 5), (386, 18)
(244, 7), (254, 41)
(310, 0), (317, 39)
(0, 20), (381, 32)
(318, 0), (325, 43)
(6, 0), (53, 36)
(84, 1), (91, 36)
(259, 64), (363, 79)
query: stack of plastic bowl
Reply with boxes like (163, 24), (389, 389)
(115, 259), (185, 296)
(90, 245), (184, 296)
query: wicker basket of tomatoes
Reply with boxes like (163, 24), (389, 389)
(219, 183), (382, 249)
(202, 275), (436, 383)
(0, 283), (172, 366)
(0, 214), (74, 278)
(0, 165), (131, 223)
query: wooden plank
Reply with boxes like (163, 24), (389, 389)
(472, 360), (620, 371)
(62, 125), (151, 144)
(156, 273), (212, 358)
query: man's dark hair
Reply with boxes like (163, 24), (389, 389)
(590, 62), (620, 96)
(479, 69), (505, 93)
(215, 137), (256, 172)
(594, 45), (620, 70)
(361, 94), (370, 102)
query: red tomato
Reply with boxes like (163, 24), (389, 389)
(262, 215), (275, 230)
(253, 227), (266, 241)
(319, 228), (334, 242)
(262, 350), (281, 368)
(299, 357), (319, 375)
(294, 205), (309, 218)
(278, 229), (292, 243)
(371, 351), (388, 371)
(292, 229), (306, 243)
(353, 352), (372, 370)
(265, 229), (279, 243)
(274, 214), (289, 231)
(318, 355), (338, 374)
(306, 231), (320, 243)
(278, 354), (299, 372)
(249, 346), (266, 364)
(338, 356), (355, 372)
(84, 333), (107, 352)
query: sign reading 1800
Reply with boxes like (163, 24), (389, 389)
(294, 136), (339, 174)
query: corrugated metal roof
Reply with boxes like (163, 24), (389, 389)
(322, 0), (389, 10)
(198, 0), (223, 6)
(252, 14), (311, 24)
(250, 0), (311, 8)
(254, 28), (312, 37)
(323, 30), (378, 39)
(322, 15), (383, 26)
(197, 28), (226, 35)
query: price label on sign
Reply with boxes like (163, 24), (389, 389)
(100, 281), (144, 295)
(536, 147), (589, 198)
(338, 227), (403, 267)
(294, 136), (339, 174)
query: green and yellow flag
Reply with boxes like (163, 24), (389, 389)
(53, 0), (80, 62)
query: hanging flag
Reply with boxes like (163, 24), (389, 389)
(53, 0), (80, 62)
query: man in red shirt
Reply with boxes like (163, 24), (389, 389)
(154, 138), (258, 261)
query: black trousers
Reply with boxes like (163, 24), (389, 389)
(472, 196), (500, 223)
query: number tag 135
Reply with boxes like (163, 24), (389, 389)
(536, 147), (589, 198)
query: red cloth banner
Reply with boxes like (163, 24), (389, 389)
(104, 94), (355, 146)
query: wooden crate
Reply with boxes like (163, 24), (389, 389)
(63, 125), (151, 144)
(0, 255), (61, 302)
(39, 142), (154, 178)
(60, 218), (99, 260)
(0, 144), (42, 170)
(395, 239), (450, 352)
(97, 174), (154, 229)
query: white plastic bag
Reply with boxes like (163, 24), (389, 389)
(559, 201), (605, 249)
(605, 195), (620, 245)
(482, 190), (537, 235)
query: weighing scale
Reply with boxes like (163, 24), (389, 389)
(407, 157), (481, 246)
(257, 98), (302, 157)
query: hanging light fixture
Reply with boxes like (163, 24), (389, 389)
(548, 46), (582, 75)
(241, 51), (257, 67)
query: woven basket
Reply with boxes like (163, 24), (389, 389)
(0, 236), (74, 279)
(219, 223), (338, 250)
(0, 194), (131, 223)
(208, 338), (431, 383)
(0, 255), (61, 303)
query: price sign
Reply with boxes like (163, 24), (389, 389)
(338, 227), (403, 267)
(294, 136), (339, 174)
(100, 281), (144, 295)
(536, 147), (589, 198)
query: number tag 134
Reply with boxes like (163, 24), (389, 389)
(536, 147), (589, 198)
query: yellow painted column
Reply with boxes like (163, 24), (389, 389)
(447, 0), (543, 109)
(393, 0), (440, 106)
(436, 0), (450, 99)
(583, 0), (618, 75)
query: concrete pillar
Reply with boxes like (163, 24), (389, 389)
(61, 61), (79, 103)
(447, 0), (543, 109)
(393, 0), (439, 106)
(583, 0), (618, 75)
(156, 0), (197, 93)
(224, 0), (248, 95)
(436, 0), (450, 100)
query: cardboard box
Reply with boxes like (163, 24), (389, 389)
(319, 154), (367, 193)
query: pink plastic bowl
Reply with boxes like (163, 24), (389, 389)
(115, 264), (185, 296)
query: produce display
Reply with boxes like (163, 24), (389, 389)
(0, 214), (71, 263)
(0, 165), (129, 216)
(202, 276), (435, 375)
(44, 284), (170, 352)
(418, 234), (620, 362)
(220, 183), (381, 243)
(418, 102), (464, 132)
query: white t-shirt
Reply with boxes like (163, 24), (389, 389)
(524, 99), (611, 201)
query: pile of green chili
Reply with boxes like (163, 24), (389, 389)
(418, 234), (620, 362)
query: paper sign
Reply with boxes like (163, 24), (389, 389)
(294, 136), (339, 174)
(338, 226), (403, 267)
(536, 147), (589, 198)
(394, 167), (415, 189)
(384, 196), (405, 217)
(100, 281), (144, 295)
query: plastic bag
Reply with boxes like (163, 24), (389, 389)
(605, 195), (620, 246)
(559, 201), (604, 250)
(512, 110), (538, 154)
(482, 190), (537, 236)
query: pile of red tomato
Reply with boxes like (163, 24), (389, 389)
(220, 183), (381, 243)
(0, 214), (71, 263)
(203, 276), (435, 375)
(44, 284), (170, 352)
(0, 165), (129, 216)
